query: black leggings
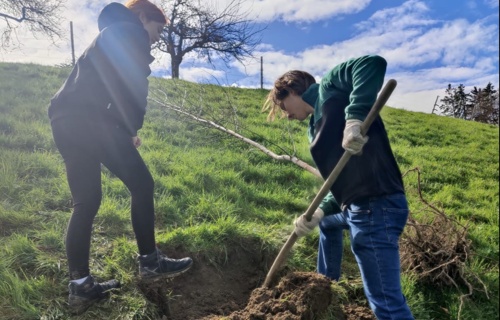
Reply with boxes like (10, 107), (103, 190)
(51, 118), (156, 279)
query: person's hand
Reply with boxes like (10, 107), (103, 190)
(132, 136), (142, 148)
(294, 208), (324, 237)
(342, 119), (369, 154)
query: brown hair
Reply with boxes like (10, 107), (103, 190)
(125, 0), (167, 24)
(262, 70), (316, 121)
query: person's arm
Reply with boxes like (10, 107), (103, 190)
(319, 192), (341, 215)
(321, 55), (387, 121)
(345, 55), (387, 121)
(321, 55), (387, 154)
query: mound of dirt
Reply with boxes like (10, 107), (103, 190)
(209, 272), (332, 320)
(342, 304), (375, 320)
(137, 238), (374, 320)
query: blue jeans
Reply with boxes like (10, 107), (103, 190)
(317, 193), (414, 320)
(318, 212), (348, 281)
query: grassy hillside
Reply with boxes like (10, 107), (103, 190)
(0, 62), (498, 319)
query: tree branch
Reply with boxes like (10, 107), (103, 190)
(149, 91), (321, 178)
(0, 8), (28, 22)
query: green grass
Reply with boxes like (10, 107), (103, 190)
(0, 62), (498, 319)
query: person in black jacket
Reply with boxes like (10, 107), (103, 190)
(49, 0), (192, 314)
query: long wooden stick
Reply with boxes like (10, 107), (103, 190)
(262, 79), (398, 288)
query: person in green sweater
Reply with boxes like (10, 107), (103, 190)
(263, 55), (414, 320)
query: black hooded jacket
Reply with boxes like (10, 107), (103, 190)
(48, 2), (154, 136)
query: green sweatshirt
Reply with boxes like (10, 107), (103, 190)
(301, 55), (388, 214)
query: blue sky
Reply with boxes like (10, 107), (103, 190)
(1, 0), (498, 113)
(262, 1), (496, 56)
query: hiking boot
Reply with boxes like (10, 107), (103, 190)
(138, 248), (193, 280)
(68, 275), (120, 315)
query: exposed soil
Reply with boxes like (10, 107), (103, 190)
(206, 272), (332, 320)
(137, 238), (374, 320)
(341, 304), (375, 320)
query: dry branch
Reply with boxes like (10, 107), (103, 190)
(400, 167), (490, 320)
(150, 92), (321, 178)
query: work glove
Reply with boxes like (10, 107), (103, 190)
(294, 208), (324, 237)
(342, 119), (369, 155)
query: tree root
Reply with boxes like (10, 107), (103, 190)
(401, 167), (490, 320)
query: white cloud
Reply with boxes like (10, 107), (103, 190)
(174, 0), (371, 24)
(225, 0), (372, 23)
(387, 89), (444, 114)
(356, 0), (435, 32)
(178, 67), (226, 83)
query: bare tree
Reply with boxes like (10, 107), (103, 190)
(0, 0), (64, 48)
(156, 0), (264, 79)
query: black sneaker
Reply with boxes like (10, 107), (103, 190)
(138, 248), (193, 280)
(68, 275), (120, 315)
